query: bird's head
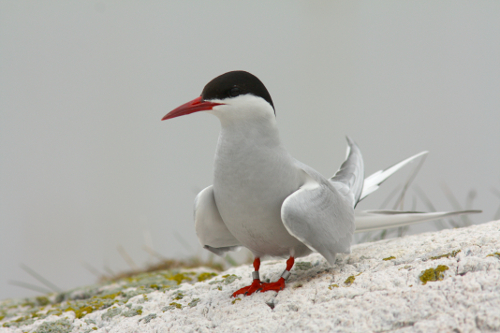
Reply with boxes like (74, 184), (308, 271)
(162, 71), (275, 122)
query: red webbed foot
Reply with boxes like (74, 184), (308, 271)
(231, 256), (294, 297)
(260, 277), (286, 293)
(259, 256), (294, 293)
(232, 279), (262, 297)
(232, 257), (263, 297)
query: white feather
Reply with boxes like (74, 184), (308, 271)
(360, 151), (428, 201)
(354, 209), (481, 233)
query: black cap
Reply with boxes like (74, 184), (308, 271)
(201, 71), (275, 113)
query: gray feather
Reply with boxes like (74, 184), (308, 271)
(194, 185), (241, 254)
(330, 136), (364, 207)
(281, 170), (355, 265)
(203, 245), (242, 256)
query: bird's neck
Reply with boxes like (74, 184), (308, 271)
(213, 114), (301, 205)
(217, 115), (282, 150)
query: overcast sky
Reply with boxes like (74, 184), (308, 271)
(1, 1), (499, 300)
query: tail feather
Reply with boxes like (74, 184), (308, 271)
(354, 209), (482, 233)
(360, 151), (428, 201)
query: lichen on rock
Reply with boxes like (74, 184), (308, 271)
(419, 265), (449, 285)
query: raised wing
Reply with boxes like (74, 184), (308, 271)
(354, 209), (482, 233)
(281, 170), (355, 265)
(194, 185), (241, 256)
(330, 136), (364, 207)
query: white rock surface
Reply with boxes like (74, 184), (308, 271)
(2, 220), (500, 333)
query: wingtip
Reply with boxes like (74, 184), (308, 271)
(345, 135), (356, 147)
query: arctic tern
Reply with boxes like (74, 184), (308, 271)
(162, 70), (480, 297)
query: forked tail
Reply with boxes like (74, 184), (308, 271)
(331, 139), (481, 231)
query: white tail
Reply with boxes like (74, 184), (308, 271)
(360, 151), (428, 201)
(354, 209), (482, 233)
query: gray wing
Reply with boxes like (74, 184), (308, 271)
(330, 138), (429, 206)
(330, 136), (364, 207)
(194, 185), (241, 256)
(281, 170), (355, 265)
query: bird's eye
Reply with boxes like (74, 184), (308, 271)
(229, 87), (241, 97)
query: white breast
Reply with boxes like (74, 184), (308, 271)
(210, 105), (309, 258)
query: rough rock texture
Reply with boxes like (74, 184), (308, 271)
(1, 220), (499, 333)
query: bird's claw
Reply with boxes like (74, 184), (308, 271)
(259, 277), (286, 293)
(231, 279), (263, 297)
(232, 277), (287, 297)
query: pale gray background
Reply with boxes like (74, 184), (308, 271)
(1, 1), (499, 300)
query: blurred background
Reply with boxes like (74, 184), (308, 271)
(1, 1), (499, 300)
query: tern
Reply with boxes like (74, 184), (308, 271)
(162, 70), (480, 297)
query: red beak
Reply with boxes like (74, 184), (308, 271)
(162, 96), (223, 121)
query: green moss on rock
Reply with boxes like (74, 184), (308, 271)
(34, 318), (72, 333)
(139, 313), (157, 323)
(35, 297), (50, 306)
(221, 274), (241, 285)
(344, 276), (356, 286)
(197, 272), (217, 282)
(170, 273), (193, 285)
(121, 305), (143, 317)
(344, 272), (361, 286)
(430, 250), (461, 260)
(172, 291), (184, 300)
(163, 302), (182, 311)
(295, 262), (312, 270)
(188, 298), (200, 308)
(101, 307), (121, 320)
(419, 265), (449, 285)
(0, 268), (219, 328)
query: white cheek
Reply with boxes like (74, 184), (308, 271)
(207, 95), (275, 121)
(207, 104), (230, 117)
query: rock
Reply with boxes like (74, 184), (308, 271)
(1, 220), (499, 333)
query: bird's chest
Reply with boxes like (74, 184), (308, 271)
(212, 144), (302, 251)
(213, 145), (296, 215)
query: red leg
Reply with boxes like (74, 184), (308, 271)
(232, 258), (263, 297)
(260, 256), (294, 293)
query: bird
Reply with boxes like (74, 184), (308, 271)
(162, 70), (480, 297)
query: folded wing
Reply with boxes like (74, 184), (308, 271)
(281, 171), (355, 265)
(194, 185), (241, 256)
